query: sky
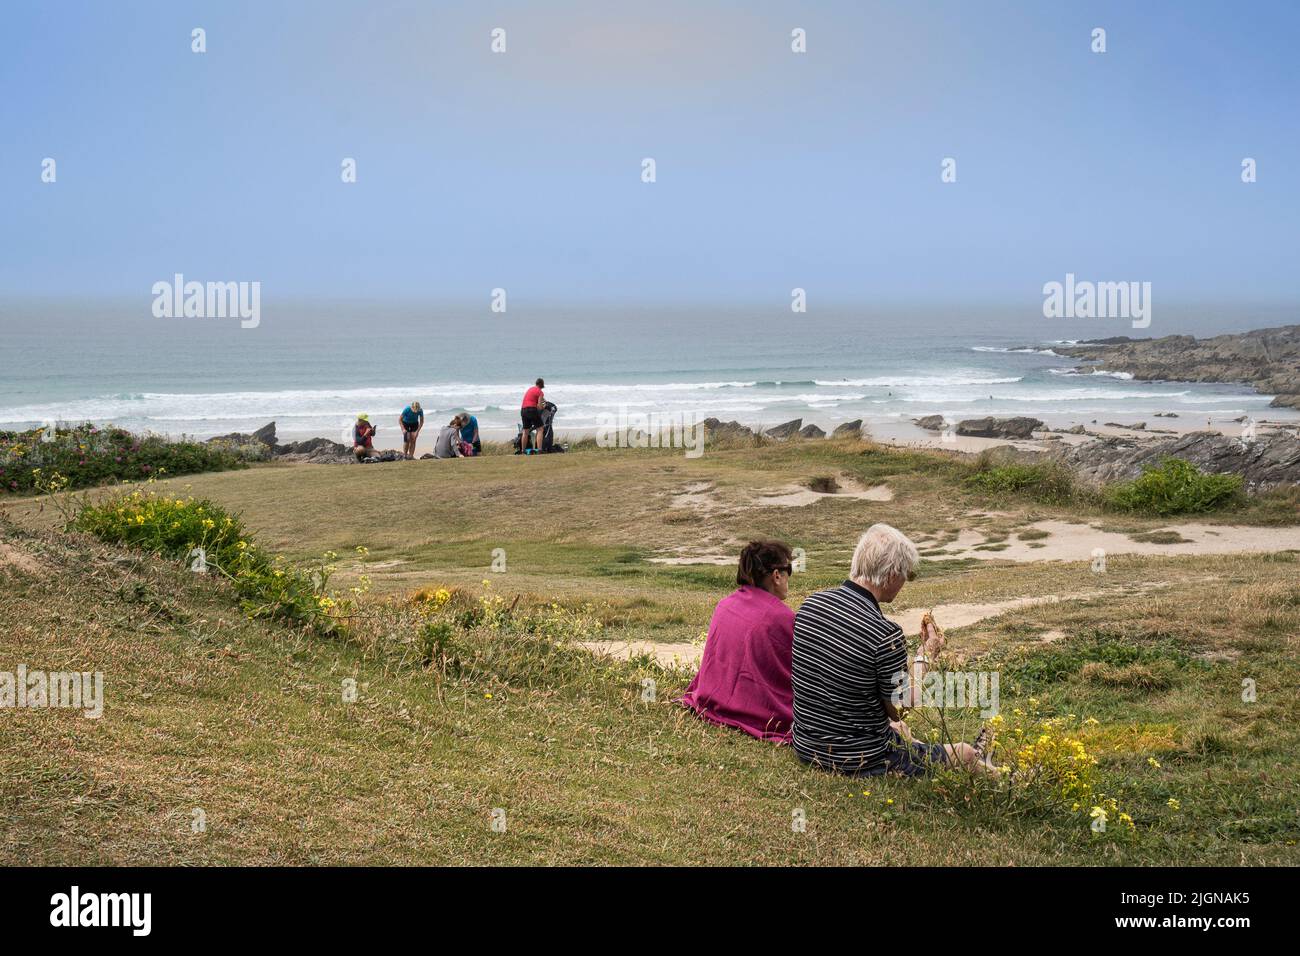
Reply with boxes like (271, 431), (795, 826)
(2, 0), (1298, 308)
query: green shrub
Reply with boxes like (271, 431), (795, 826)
(963, 461), (1076, 505)
(0, 423), (246, 495)
(1105, 457), (1243, 516)
(72, 490), (347, 634)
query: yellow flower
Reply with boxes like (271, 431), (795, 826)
(484, 693), (493, 699)
(1119, 813), (1134, 829)
(885, 798), (893, 806)
(1147, 757), (1161, 768)
(1167, 798), (1181, 812)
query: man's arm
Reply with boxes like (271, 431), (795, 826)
(882, 620), (944, 715)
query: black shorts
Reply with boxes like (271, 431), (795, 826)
(401, 421), (420, 434)
(801, 729), (948, 778)
(521, 406), (543, 430)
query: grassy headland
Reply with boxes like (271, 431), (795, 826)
(2, 437), (1298, 864)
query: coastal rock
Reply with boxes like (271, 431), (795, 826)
(702, 418), (754, 441)
(275, 437), (354, 464)
(765, 419), (803, 439)
(913, 415), (946, 432)
(1052, 325), (1300, 411)
(832, 419), (864, 438)
(799, 424), (827, 439)
(1053, 430), (1300, 491)
(955, 417), (1044, 440)
(251, 422), (278, 446)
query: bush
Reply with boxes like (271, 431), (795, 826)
(72, 490), (349, 634)
(911, 702), (1133, 831)
(964, 461), (1076, 505)
(1105, 457), (1243, 516)
(0, 423), (246, 495)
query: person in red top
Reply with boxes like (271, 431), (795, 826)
(678, 540), (797, 743)
(351, 413), (377, 462)
(520, 378), (545, 454)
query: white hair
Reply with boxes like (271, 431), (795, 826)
(850, 523), (919, 587)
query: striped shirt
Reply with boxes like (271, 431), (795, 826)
(792, 580), (908, 773)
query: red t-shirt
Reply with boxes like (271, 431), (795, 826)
(521, 385), (543, 409)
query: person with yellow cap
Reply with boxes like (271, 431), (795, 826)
(352, 413), (378, 462)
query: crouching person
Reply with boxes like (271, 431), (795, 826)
(352, 414), (378, 462)
(792, 523), (993, 777)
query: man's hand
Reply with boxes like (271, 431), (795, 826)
(921, 615), (945, 658)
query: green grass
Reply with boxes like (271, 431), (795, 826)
(2, 438), (1298, 864)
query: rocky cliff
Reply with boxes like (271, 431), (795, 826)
(1051, 324), (1300, 410)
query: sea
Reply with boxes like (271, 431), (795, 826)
(2, 299), (1296, 442)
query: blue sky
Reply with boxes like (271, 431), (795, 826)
(2, 0), (1297, 306)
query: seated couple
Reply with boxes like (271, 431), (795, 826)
(679, 525), (993, 777)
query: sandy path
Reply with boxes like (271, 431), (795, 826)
(944, 520), (1300, 562)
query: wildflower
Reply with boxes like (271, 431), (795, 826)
(885, 798), (893, 806)
(1167, 798), (1181, 812)
(1147, 757), (1161, 769)
(1119, 813), (1134, 830)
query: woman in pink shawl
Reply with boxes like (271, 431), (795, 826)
(679, 540), (796, 743)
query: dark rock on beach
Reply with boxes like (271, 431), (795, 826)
(1052, 325), (1300, 411)
(1052, 429), (1300, 491)
(276, 437), (354, 464)
(913, 415), (947, 432)
(955, 416), (1044, 440)
(832, 419), (864, 438)
(207, 422), (354, 463)
(702, 418), (755, 441)
(765, 419), (803, 439)
(799, 423), (827, 439)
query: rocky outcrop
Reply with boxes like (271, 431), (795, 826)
(1052, 429), (1300, 491)
(955, 417), (1044, 440)
(702, 418), (755, 441)
(1052, 325), (1300, 411)
(765, 419), (803, 439)
(832, 419), (864, 438)
(913, 415), (947, 432)
(799, 423), (827, 439)
(207, 422), (355, 463)
(276, 436), (355, 464)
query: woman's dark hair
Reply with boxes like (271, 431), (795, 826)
(736, 539), (793, 587)
(536, 378), (545, 387)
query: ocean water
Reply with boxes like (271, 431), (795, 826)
(1, 300), (1295, 441)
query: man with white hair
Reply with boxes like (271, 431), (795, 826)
(792, 523), (991, 776)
